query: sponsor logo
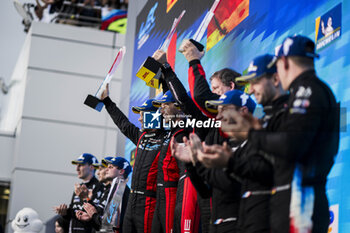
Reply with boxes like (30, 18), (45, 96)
(247, 61), (258, 72)
(283, 38), (294, 56)
(137, 2), (158, 50)
(296, 86), (312, 98)
(315, 3), (342, 51)
(123, 162), (129, 169)
(328, 204), (339, 233)
(184, 219), (191, 232)
(240, 93), (249, 105)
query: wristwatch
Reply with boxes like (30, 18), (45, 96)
(161, 62), (171, 72)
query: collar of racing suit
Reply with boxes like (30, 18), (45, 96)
(263, 94), (289, 116)
(288, 69), (316, 93)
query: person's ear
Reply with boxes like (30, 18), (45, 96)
(282, 56), (289, 70)
(230, 81), (235, 90)
(272, 73), (280, 87)
(239, 106), (249, 114)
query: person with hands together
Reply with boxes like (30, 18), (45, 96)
(246, 36), (339, 233)
(54, 153), (102, 233)
(152, 50), (206, 233)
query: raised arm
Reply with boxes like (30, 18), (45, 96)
(180, 39), (218, 118)
(102, 86), (142, 145)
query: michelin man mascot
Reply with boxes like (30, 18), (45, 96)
(11, 208), (43, 233)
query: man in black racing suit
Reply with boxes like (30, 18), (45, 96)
(54, 153), (103, 233)
(101, 90), (166, 233)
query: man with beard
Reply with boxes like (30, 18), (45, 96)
(196, 54), (288, 232)
(150, 90), (190, 233)
(197, 35), (340, 233)
(101, 88), (165, 233)
(152, 49), (255, 233)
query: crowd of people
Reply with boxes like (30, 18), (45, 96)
(53, 34), (339, 233)
(32, 0), (127, 27)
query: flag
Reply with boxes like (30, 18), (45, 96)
(206, 0), (249, 51)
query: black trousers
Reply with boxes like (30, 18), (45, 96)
(238, 194), (270, 233)
(122, 193), (156, 233)
(210, 221), (237, 233)
(151, 187), (177, 233)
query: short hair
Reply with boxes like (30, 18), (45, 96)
(114, 165), (129, 179)
(288, 41), (315, 68)
(209, 68), (244, 91)
(263, 73), (274, 79)
(250, 73), (274, 84)
(289, 56), (315, 69)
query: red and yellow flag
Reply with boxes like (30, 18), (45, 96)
(167, 0), (178, 13)
(206, 0), (249, 51)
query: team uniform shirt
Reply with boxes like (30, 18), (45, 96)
(64, 176), (103, 233)
(151, 128), (189, 233)
(162, 65), (212, 233)
(173, 161), (202, 233)
(89, 183), (111, 231)
(224, 94), (288, 233)
(162, 65), (241, 233)
(249, 70), (339, 233)
(103, 97), (168, 233)
(186, 161), (241, 233)
(188, 60), (220, 118)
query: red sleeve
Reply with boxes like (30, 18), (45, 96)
(188, 60), (218, 118)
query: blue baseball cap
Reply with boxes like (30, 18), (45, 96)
(105, 157), (132, 178)
(99, 156), (114, 168)
(152, 90), (176, 107)
(236, 54), (277, 83)
(71, 153), (99, 168)
(132, 99), (158, 114)
(275, 35), (319, 59)
(205, 89), (256, 113)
